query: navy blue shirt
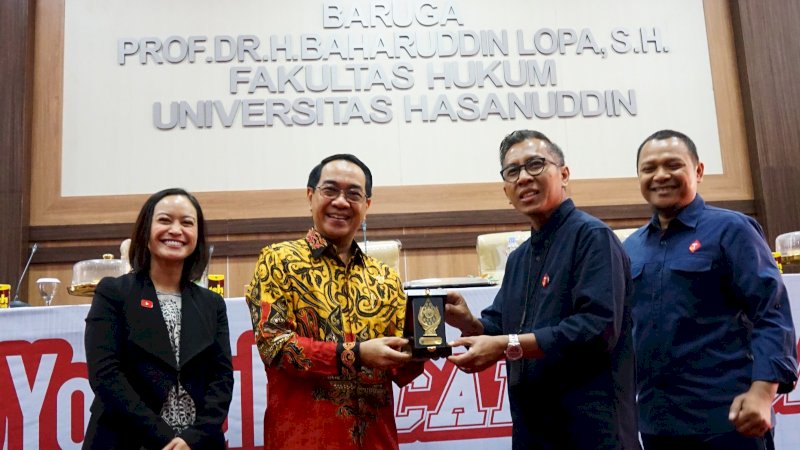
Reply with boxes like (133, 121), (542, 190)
(479, 199), (639, 450)
(624, 195), (798, 435)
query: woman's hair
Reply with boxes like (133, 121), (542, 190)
(128, 188), (209, 284)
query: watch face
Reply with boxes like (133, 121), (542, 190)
(506, 344), (523, 361)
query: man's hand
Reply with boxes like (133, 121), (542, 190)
(728, 381), (778, 437)
(360, 337), (411, 369)
(162, 437), (191, 450)
(447, 335), (506, 373)
(394, 359), (426, 387)
(444, 291), (483, 336)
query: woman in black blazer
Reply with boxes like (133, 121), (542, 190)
(84, 188), (233, 450)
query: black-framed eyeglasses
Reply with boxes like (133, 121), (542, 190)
(314, 185), (368, 203)
(500, 157), (561, 182)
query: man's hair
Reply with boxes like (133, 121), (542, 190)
(128, 187), (209, 285)
(307, 153), (373, 197)
(499, 130), (565, 167)
(636, 129), (699, 167)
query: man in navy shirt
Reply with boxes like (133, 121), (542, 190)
(445, 130), (639, 449)
(624, 129), (798, 450)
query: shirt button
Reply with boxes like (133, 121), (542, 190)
(660, 241), (666, 246)
(535, 256), (541, 262)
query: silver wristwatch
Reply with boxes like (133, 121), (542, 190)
(506, 334), (523, 361)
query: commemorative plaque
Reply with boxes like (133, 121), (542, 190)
(404, 289), (452, 359)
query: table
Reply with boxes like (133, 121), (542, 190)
(0, 285), (505, 450)
(775, 274), (800, 450)
(2, 279), (800, 450)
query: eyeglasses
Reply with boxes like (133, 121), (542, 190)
(500, 157), (561, 182)
(314, 185), (368, 203)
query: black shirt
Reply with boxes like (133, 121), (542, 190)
(479, 199), (639, 450)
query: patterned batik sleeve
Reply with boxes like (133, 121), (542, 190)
(375, 269), (424, 386)
(374, 267), (407, 338)
(245, 246), (345, 377)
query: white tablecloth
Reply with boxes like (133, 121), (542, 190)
(1, 278), (799, 449)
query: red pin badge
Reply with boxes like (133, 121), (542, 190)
(689, 240), (701, 253)
(541, 274), (550, 288)
(140, 299), (153, 309)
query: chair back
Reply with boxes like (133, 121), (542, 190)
(612, 228), (639, 243)
(120, 238), (132, 274)
(476, 230), (531, 280)
(358, 239), (402, 272)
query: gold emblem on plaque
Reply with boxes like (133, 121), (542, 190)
(417, 297), (443, 346)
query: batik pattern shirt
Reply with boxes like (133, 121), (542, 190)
(156, 292), (196, 434)
(246, 228), (408, 450)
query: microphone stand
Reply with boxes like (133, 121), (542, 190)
(10, 243), (38, 308)
(361, 221), (368, 254)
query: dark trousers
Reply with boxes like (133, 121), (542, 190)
(641, 430), (774, 450)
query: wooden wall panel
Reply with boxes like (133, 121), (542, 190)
(0, 0), (34, 297)
(28, 247), (489, 305)
(28, 200), (758, 306)
(731, 0), (800, 244)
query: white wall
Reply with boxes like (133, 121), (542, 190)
(61, 0), (719, 196)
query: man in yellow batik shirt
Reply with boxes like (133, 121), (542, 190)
(246, 154), (422, 450)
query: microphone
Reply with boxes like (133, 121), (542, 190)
(361, 220), (368, 254)
(10, 243), (38, 308)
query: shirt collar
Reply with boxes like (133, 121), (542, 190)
(304, 228), (365, 264)
(647, 194), (705, 232)
(530, 198), (575, 244)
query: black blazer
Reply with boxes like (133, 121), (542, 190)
(83, 271), (233, 450)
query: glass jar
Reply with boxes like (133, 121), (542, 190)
(67, 254), (126, 296)
(776, 231), (800, 274)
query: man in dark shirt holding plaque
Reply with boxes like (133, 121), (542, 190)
(624, 129), (797, 450)
(445, 130), (639, 449)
